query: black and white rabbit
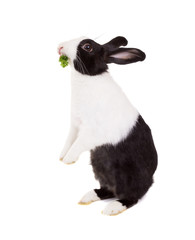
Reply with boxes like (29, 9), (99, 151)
(58, 36), (158, 216)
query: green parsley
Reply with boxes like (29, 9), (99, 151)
(59, 55), (69, 68)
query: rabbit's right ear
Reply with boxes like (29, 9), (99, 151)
(103, 36), (128, 50)
(105, 48), (146, 65)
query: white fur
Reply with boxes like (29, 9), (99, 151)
(79, 190), (100, 204)
(58, 37), (86, 65)
(102, 201), (127, 216)
(58, 37), (139, 164)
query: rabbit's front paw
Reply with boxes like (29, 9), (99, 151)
(59, 147), (69, 161)
(59, 153), (65, 161)
(62, 155), (77, 165)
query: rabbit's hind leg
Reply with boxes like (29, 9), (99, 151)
(102, 199), (138, 216)
(78, 187), (114, 205)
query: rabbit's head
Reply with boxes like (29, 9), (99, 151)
(58, 36), (146, 76)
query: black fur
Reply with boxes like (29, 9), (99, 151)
(74, 39), (108, 76)
(74, 36), (146, 76)
(91, 115), (158, 209)
(94, 188), (114, 200)
(103, 36), (128, 51)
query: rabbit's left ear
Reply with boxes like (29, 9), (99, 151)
(103, 36), (128, 50)
(105, 48), (146, 65)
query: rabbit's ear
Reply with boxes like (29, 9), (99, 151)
(105, 48), (146, 65)
(103, 36), (128, 50)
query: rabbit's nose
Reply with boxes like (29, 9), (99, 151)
(58, 47), (63, 55)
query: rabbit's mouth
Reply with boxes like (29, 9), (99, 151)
(58, 47), (64, 55)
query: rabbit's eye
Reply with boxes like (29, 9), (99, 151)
(82, 43), (93, 53)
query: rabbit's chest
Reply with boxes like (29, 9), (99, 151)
(71, 83), (110, 120)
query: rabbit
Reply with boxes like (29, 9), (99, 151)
(57, 36), (158, 216)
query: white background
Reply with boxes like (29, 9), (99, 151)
(0, 0), (195, 239)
